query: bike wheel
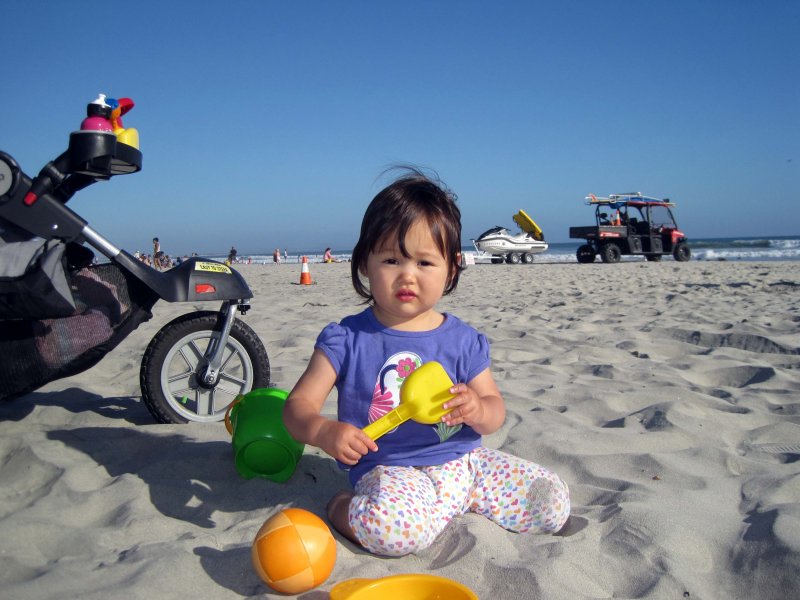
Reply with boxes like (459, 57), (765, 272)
(140, 311), (270, 424)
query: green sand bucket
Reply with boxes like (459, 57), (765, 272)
(224, 388), (304, 482)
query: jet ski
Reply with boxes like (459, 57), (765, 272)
(472, 210), (548, 264)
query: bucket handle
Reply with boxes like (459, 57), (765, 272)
(224, 395), (244, 435)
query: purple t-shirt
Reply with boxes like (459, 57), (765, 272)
(315, 307), (491, 485)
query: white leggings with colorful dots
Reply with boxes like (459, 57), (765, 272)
(347, 447), (570, 556)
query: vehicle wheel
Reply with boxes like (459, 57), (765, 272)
(576, 244), (596, 263)
(600, 243), (622, 264)
(507, 252), (522, 264)
(645, 254), (662, 262)
(522, 253), (534, 264)
(673, 241), (691, 262)
(140, 311), (270, 424)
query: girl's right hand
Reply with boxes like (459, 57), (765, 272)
(315, 420), (378, 465)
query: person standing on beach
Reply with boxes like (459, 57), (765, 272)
(152, 237), (161, 271)
(283, 168), (570, 557)
(273, 248), (281, 264)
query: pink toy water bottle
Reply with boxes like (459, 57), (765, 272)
(80, 94), (113, 132)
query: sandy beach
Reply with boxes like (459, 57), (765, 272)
(1, 260), (798, 599)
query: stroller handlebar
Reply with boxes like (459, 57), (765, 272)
(23, 92), (143, 206)
(0, 95), (142, 243)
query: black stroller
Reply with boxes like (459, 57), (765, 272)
(0, 96), (270, 424)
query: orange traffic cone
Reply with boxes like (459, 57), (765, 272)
(299, 256), (313, 285)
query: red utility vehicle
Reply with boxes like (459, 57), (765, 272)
(569, 193), (690, 263)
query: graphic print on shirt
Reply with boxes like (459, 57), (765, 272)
(367, 352), (462, 442)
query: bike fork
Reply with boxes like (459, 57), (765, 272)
(200, 300), (248, 386)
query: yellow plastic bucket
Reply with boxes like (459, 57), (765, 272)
(329, 574), (478, 600)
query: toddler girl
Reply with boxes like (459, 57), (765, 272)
(283, 169), (569, 556)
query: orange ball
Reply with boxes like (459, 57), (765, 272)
(251, 508), (337, 594)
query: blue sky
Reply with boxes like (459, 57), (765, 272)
(2, 1), (797, 256)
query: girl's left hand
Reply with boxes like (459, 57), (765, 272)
(441, 383), (485, 428)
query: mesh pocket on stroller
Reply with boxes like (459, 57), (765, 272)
(0, 218), (77, 320)
(0, 263), (158, 401)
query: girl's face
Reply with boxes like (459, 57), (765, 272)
(364, 219), (452, 331)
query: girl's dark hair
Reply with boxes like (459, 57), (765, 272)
(351, 167), (464, 302)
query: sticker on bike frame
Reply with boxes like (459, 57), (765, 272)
(195, 262), (232, 274)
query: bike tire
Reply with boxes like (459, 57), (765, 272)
(140, 311), (270, 424)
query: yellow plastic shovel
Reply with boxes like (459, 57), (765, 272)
(362, 361), (456, 441)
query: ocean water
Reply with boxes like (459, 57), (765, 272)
(499, 235), (800, 263)
(209, 236), (800, 265)
(682, 236), (800, 262)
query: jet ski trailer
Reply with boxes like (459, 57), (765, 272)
(472, 209), (548, 264)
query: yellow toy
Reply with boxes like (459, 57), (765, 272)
(362, 361), (456, 441)
(330, 574), (478, 599)
(108, 97), (140, 149)
(251, 508), (336, 594)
